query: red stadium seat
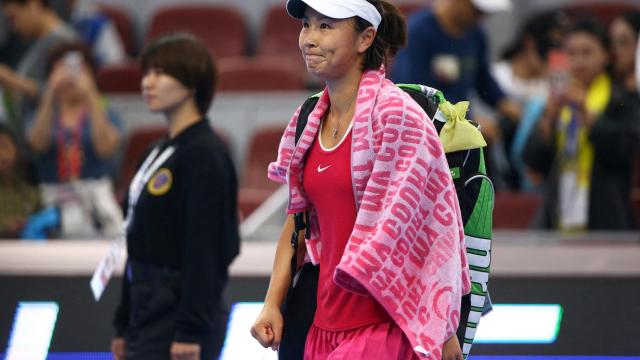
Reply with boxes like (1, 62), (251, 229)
(96, 3), (137, 57)
(239, 125), (286, 217)
(217, 56), (306, 92)
(116, 125), (167, 202)
(257, 5), (304, 71)
(493, 192), (542, 229)
(563, 2), (640, 25)
(97, 63), (143, 93)
(145, 5), (248, 59)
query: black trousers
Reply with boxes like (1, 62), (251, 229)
(125, 261), (228, 360)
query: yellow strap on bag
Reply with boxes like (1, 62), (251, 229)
(438, 100), (487, 153)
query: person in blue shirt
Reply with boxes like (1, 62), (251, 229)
(393, 0), (521, 190)
(392, 0), (520, 122)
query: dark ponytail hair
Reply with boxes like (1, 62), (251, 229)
(354, 0), (407, 71)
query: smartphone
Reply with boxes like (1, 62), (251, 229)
(549, 70), (569, 97)
(63, 51), (83, 79)
(547, 50), (569, 97)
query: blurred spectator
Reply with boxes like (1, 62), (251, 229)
(0, 11), (20, 128)
(525, 18), (640, 231)
(392, 0), (521, 122)
(391, 0), (521, 189)
(610, 12), (640, 92)
(0, 0), (77, 134)
(493, 11), (569, 104)
(493, 11), (569, 190)
(68, 0), (127, 66)
(25, 42), (123, 238)
(0, 8), (28, 69)
(0, 123), (41, 238)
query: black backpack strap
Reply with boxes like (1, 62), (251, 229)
(295, 95), (321, 145)
(290, 94), (321, 272)
(281, 95), (323, 360)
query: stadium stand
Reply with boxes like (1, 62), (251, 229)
(96, 3), (137, 57)
(97, 63), (143, 93)
(493, 192), (542, 229)
(145, 4), (248, 59)
(217, 56), (306, 92)
(238, 125), (286, 217)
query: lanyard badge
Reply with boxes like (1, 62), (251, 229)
(90, 144), (176, 301)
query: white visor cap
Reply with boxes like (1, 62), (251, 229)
(470, 0), (512, 13)
(286, 0), (382, 30)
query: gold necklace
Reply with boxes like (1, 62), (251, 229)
(330, 96), (356, 139)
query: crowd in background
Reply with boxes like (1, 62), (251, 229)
(0, 0), (125, 238)
(1, 0), (640, 239)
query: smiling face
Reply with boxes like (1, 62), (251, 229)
(141, 68), (193, 114)
(298, 6), (373, 81)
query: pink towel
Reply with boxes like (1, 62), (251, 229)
(268, 67), (471, 359)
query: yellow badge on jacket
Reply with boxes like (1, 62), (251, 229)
(148, 168), (172, 196)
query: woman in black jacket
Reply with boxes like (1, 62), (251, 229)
(588, 12), (640, 229)
(111, 33), (240, 360)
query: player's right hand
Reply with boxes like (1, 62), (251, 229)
(250, 305), (284, 351)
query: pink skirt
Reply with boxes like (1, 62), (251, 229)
(304, 322), (419, 360)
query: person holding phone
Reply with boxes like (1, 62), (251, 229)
(526, 18), (640, 230)
(26, 41), (122, 184)
(111, 33), (240, 360)
(251, 1), (470, 359)
(23, 41), (124, 237)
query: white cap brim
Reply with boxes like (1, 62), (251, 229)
(470, 0), (512, 13)
(286, 0), (382, 29)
